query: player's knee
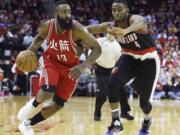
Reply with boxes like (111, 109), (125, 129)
(107, 79), (121, 103)
(53, 95), (66, 107)
(37, 87), (55, 102)
(140, 99), (152, 114)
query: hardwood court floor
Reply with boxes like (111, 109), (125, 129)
(0, 96), (180, 135)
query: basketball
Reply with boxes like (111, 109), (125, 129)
(15, 50), (38, 72)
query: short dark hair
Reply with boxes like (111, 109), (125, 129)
(56, 0), (68, 5)
(113, 0), (128, 6)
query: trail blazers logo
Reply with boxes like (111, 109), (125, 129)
(116, 33), (141, 48)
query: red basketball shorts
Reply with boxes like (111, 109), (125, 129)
(39, 57), (78, 101)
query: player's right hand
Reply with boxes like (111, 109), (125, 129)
(101, 22), (113, 31)
(69, 64), (86, 80)
(107, 27), (129, 37)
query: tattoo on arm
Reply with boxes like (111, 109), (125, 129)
(75, 24), (101, 67)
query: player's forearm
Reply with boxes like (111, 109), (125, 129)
(125, 19), (147, 33)
(86, 24), (107, 34)
(82, 45), (101, 68)
(28, 35), (45, 52)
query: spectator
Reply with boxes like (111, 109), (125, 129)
(168, 73), (180, 99)
(153, 69), (167, 99)
(23, 31), (33, 48)
(0, 0), (179, 100)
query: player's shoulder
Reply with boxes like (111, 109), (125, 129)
(130, 14), (145, 20)
(72, 20), (85, 30)
(38, 18), (55, 35)
(72, 19), (89, 34)
(71, 19), (90, 42)
(38, 19), (53, 30)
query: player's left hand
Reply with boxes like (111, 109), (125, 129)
(107, 27), (129, 37)
(69, 64), (86, 80)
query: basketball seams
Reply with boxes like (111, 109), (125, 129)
(26, 52), (37, 72)
(29, 53), (38, 70)
(16, 54), (28, 71)
(28, 54), (32, 72)
(22, 52), (31, 72)
(20, 58), (27, 71)
(16, 51), (38, 72)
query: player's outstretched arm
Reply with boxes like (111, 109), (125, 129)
(28, 21), (49, 52)
(86, 22), (112, 34)
(107, 15), (148, 37)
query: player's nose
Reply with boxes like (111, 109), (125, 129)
(65, 12), (71, 19)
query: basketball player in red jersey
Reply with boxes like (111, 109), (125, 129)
(87, 0), (160, 135)
(17, 1), (101, 135)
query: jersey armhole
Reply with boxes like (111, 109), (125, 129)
(46, 19), (54, 41)
(69, 30), (78, 55)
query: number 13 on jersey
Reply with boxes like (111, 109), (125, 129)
(57, 54), (67, 62)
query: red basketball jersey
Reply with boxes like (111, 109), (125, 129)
(43, 18), (79, 66)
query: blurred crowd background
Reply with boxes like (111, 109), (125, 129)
(0, 0), (179, 100)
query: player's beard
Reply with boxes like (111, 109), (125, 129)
(57, 16), (72, 30)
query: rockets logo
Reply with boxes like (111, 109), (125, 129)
(111, 67), (118, 74)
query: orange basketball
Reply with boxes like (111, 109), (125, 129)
(16, 50), (38, 72)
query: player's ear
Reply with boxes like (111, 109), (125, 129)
(126, 6), (129, 14)
(54, 7), (58, 17)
